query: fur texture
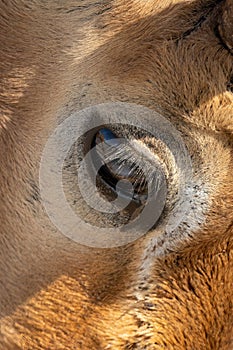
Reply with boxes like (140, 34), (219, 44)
(0, 0), (233, 349)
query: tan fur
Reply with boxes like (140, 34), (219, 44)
(0, 0), (233, 349)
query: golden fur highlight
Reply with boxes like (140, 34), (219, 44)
(0, 0), (233, 349)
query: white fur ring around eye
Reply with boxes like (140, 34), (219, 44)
(39, 102), (192, 248)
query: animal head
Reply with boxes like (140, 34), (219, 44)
(0, 1), (233, 349)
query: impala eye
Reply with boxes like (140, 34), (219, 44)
(42, 102), (192, 247)
(91, 128), (154, 205)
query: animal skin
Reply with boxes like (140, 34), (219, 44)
(0, 0), (233, 349)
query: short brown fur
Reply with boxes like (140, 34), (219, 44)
(0, 0), (233, 349)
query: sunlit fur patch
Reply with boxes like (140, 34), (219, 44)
(0, 0), (233, 349)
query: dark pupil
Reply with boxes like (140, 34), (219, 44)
(91, 128), (148, 203)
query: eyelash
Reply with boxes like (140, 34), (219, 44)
(91, 127), (167, 204)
